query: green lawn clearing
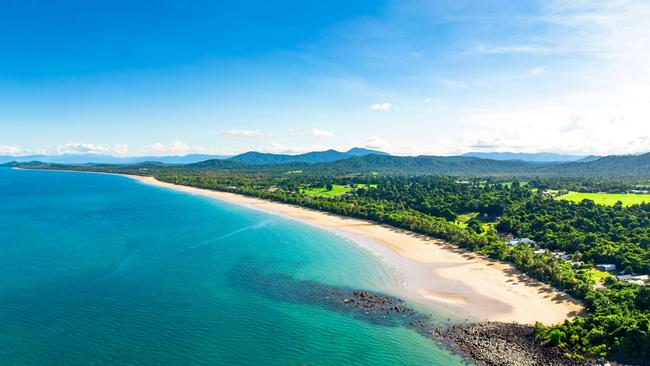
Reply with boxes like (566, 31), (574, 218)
(556, 191), (650, 207)
(301, 184), (376, 197)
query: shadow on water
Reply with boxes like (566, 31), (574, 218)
(227, 256), (440, 338)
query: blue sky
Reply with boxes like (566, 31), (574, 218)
(1, 0), (649, 156)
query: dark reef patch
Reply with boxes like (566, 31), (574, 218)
(228, 257), (599, 365)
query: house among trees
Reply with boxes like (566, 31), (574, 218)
(596, 264), (617, 271)
(551, 251), (569, 260)
(507, 237), (535, 247)
(616, 274), (649, 285)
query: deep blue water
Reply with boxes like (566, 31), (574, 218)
(0, 168), (466, 365)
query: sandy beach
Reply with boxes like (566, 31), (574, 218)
(127, 174), (583, 325)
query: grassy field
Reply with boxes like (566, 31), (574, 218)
(456, 212), (479, 223)
(556, 191), (650, 206)
(301, 184), (376, 197)
(576, 268), (614, 284)
(456, 211), (497, 232)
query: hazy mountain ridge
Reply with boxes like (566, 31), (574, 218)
(4, 150), (649, 177)
(0, 147), (387, 165)
(463, 152), (592, 163)
(227, 148), (388, 164)
(549, 153), (650, 176)
(0, 153), (231, 165)
(0, 149), (612, 166)
(190, 152), (650, 177)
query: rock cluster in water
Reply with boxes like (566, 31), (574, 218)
(327, 289), (433, 330)
(330, 290), (597, 365)
(338, 290), (413, 314)
(229, 258), (600, 366)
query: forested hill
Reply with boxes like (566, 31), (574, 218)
(549, 153), (650, 177)
(462, 151), (589, 162)
(5, 152), (649, 177)
(298, 154), (538, 175)
(228, 147), (388, 164)
(195, 152), (650, 177)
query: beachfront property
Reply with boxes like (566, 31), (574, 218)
(596, 264), (617, 271)
(550, 251), (570, 260)
(507, 237), (535, 247)
(617, 274), (649, 286)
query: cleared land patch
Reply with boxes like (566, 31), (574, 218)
(301, 184), (376, 197)
(455, 211), (497, 232)
(556, 191), (649, 207)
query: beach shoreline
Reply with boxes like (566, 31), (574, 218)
(123, 174), (583, 326)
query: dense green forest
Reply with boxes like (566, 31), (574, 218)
(10, 161), (650, 363)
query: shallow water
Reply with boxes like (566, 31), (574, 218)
(0, 168), (468, 365)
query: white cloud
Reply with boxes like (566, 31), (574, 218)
(468, 138), (505, 150)
(0, 145), (27, 155)
(457, 89), (650, 155)
(561, 115), (584, 133)
(310, 128), (335, 138)
(3, 143), (128, 157)
(369, 102), (394, 111)
(445, 0), (650, 155)
(526, 66), (546, 77)
(136, 141), (236, 156)
(265, 142), (304, 154)
(262, 142), (330, 154)
(472, 45), (558, 55)
(56, 143), (109, 155)
(139, 141), (193, 156)
(439, 79), (469, 89)
(363, 136), (391, 150)
(113, 143), (129, 156)
(223, 129), (264, 137)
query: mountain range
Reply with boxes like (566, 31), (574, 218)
(228, 147), (388, 164)
(3, 148), (649, 177)
(1, 148), (599, 165)
(166, 152), (650, 177)
(0, 148), (386, 165)
(0, 153), (231, 165)
(462, 152), (600, 163)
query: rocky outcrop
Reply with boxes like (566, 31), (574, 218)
(436, 322), (597, 366)
(228, 259), (601, 365)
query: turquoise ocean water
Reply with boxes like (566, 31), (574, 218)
(0, 168), (467, 365)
